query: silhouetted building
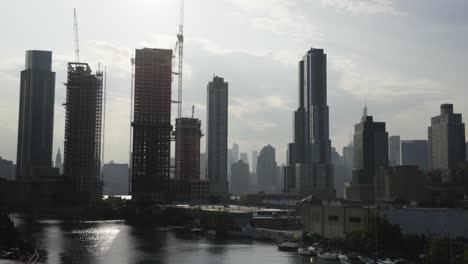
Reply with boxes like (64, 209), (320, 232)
(55, 148), (63, 174)
(206, 76), (228, 198)
(343, 142), (354, 182)
(240, 152), (249, 165)
(231, 160), (249, 196)
(0, 157), (14, 180)
(175, 118), (202, 181)
(466, 143), (468, 161)
(331, 147), (345, 198)
(16, 50), (55, 179)
(131, 48), (173, 201)
(257, 145), (278, 193)
(346, 110), (388, 203)
(389, 135), (400, 166)
(383, 166), (429, 202)
(64, 62), (103, 203)
(252, 151), (258, 172)
(284, 48), (334, 199)
(102, 161), (129, 195)
(428, 104), (466, 170)
(401, 140), (430, 170)
(200, 152), (207, 180)
(232, 143), (239, 165)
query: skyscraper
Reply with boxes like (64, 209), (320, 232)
(401, 140), (430, 170)
(16, 50), (55, 179)
(175, 118), (202, 181)
(102, 161), (129, 195)
(64, 62), (103, 203)
(232, 143), (239, 164)
(388, 135), (401, 166)
(428, 104), (466, 170)
(240, 152), (249, 165)
(346, 112), (388, 203)
(131, 48), (173, 201)
(342, 142), (354, 182)
(231, 160), (249, 196)
(55, 148), (63, 174)
(251, 151), (258, 172)
(0, 157), (14, 180)
(284, 48), (335, 199)
(206, 76), (228, 198)
(200, 152), (207, 180)
(257, 144), (277, 193)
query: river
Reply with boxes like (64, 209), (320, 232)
(3, 219), (338, 264)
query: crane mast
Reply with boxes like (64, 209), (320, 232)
(176, 0), (184, 119)
(73, 8), (80, 62)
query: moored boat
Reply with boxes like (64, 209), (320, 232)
(307, 246), (319, 256)
(317, 251), (338, 260)
(298, 247), (312, 256)
(277, 241), (299, 252)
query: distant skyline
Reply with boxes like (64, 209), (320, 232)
(1, 0), (467, 164)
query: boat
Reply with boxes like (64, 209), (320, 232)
(277, 241), (299, 252)
(378, 259), (407, 264)
(190, 228), (204, 234)
(358, 256), (375, 264)
(317, 251), (338, 260)
(307, 246), (320, 256)
(339, 253), (362, 264)
(298, 247), (312, 256)
(339, 253), (351, 264)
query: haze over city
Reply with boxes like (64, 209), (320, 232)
(1, 0), (467, 164)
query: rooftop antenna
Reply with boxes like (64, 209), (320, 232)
(191, 105), (195, 118)
(73, 8), (80, 62)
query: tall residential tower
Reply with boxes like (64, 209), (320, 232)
(284, 48), (335, 200)
(64, 62), (103, 203)
(131, 48), (173, 201)
(206, 76), (229, 198)
(16, 50), (55, 179)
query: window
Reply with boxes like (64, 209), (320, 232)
(349, 217), (362, 223)
(328, 215), (339, 221)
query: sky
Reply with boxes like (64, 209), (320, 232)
(0, 0), (467, 165)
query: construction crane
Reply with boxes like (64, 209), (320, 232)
(175, 0), (184, 118)
(73, 8), (80, 62)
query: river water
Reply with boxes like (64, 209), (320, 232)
(5, 219), (338, 264)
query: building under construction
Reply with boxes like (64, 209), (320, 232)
(64, 62), (103, 204)
(131, 48), (173, 201)
(175, 117), (203, 181)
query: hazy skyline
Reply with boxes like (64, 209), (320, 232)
(1, 0), (467, 164)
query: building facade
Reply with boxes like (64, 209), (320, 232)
(102, 161), (129, 195)
(257, 145), (278, 193)
(389, 135), (401, 166)
(64, 62), (103, 203)
(175, 118), (202, 181)
(16, 50), (56, 179)
(55, 148), (63, 175)
(284, 48), (335, 200)
(401, 140), (430, 170)
(206, 76), (229, 198)
(131, 48), (173, 201)
(231, 160), (250, 196)
(346, 113), (388, 203)
(428, 104), (466, 170)
(240, 152), (249, 165)
(0, 157), (14, 180)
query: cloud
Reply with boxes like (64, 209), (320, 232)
(227, 0), (322, 42)
(320, 0), (407, 15)
(330, 55), (442, 100)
